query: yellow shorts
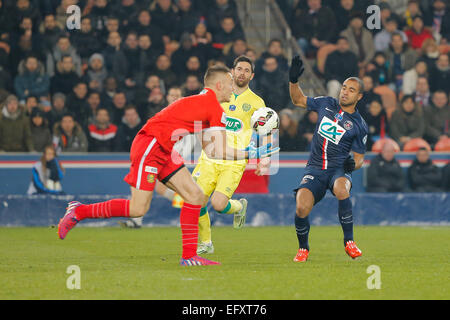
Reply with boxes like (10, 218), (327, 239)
(192, 158), (246, 199)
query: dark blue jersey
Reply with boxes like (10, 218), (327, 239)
(306, 96), (368, 170)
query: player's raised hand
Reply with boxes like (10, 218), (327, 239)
(246, 143), (280, 159)
(289, 55), (305, 84)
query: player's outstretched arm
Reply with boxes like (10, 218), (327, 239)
(289, 56), (308, 108)
(202, 129), (278, 160)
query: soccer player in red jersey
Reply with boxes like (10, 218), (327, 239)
(58, 65), (278, 266)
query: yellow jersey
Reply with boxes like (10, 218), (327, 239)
(200, 87), (266, 165)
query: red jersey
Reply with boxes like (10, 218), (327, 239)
(139, 88), (227, 152)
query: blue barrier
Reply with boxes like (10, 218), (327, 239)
(0, 193), (448, 227)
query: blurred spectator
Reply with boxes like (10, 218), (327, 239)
(100, 76), (119, 109)
(278, 109), (305, 151)
(183, 74), (202, 96)
(135, 34), (162, 86)
(404, 15), (433, 51)
(420, 38), (440, 70)
(357, 75), (382, 119)
(101, 31), (128, 85)
(177, 0), (202, 35)
(122, 31), (140, 89)
(298, 110), (319, 151)
(12, 0), (41, 33)
(27, 145), (64, 195)
(39, 14), (63, 55)
(47, 93), (68, 132)
(339, 12), (375, 71)
(183, 55), (204, 81)
(378, 2), (402, 28)
(87, 107), (118, 152)
(135, 75), (162, 117)
(424, 0), (449, 43)
(367, 51), (391, 87)
(89, 0), (112, 34)
(190, 22), (214, 60)
(150, 0), (179, 41)
(171, 32), (203, 75)
(408, 147), (442, 192)
(291, 0), (336, 56)
(402, 59), (428, 95)
(255, 39), (288, 76)
(46, 35), (82, 77)
(24, 95), (41, 117)
(14, 55), (50, 102)
(334, 0), (359, 34)
(413, 76), (431, 108)
(110, 91), (128, 126)
(366, 141), (404, 192)
(115, 105), (142, 152)
(70, 16), (102, 61)
(101, 16), (120, 45)
(213, 15), (245, 47)
(389, 95), (425, 147)
(428, 53), (450, 93)
(225, 38), (248, 69)
(166, 86), (183, 104)
(424, 90), (450, 145)
(86, 91), (102, 126)
(255, 56), (289, 111)
(324, 37), (359, 98)
(442, 163), (450, 191)
(50, 55), (81, 95)
(0, 95), (34, 152)
(129, 9), (164, 51)
(153, 54), (178, 89)
(364, 100), (389, 151)
(53, 113), (89, 152)
(114, 0), (139, 27)
(374, 17), (408, 51)
(30, 107), (52, 152)
(384, 32), (418, 92)
(65, 81), (90, 129)
(83, 53), (108, 93)
(206, 0), (241, 35)
(403, 0), (422, 29)
(145, 86), (166, 118)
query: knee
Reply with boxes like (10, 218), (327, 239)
(129, 203), (149, 218)
(211, 197), (227, 213)
(183, 189), (204, 206)
(334, 188), (350, 200)
(296, 202), (312, 218)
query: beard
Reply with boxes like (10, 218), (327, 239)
(235, 77), (250, 88)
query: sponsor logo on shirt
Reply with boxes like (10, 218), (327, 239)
(318, 116), (346, 145)
(226, 116), (243, 132)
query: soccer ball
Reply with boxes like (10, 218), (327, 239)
(250, 107), (279, 135)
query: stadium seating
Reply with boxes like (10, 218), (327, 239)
(371, 138), (401, 153)
(373, 85), (397, 119)
(316, 44), (337, 74)
(402, 138), (432, 152)
(434, 137), (450, 152)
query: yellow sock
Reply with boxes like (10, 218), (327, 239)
(220, 199), (243, 214)
(198, 209), (211, 244)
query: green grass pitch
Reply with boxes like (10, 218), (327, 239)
(0, 226), (448, 300)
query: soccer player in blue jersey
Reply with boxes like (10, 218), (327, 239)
(288, 56), (368, 262)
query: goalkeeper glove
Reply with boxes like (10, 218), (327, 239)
(245, 142), (279, 159)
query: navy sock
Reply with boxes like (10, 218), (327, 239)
(338, 198), (354, 245)
(295, 215), (310, 250)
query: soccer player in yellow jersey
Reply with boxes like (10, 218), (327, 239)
(195, 55), (268, 254)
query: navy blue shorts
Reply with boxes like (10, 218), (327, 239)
(294, 166), (352, 204)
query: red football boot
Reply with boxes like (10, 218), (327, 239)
(345, 240), (362, 259)
(293, 248), (309, 262)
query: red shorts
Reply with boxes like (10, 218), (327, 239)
(124, 133), (185, 191)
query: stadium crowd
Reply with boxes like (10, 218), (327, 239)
(0, 0), (448, 191)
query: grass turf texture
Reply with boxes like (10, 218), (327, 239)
(0, 226), (448, 300)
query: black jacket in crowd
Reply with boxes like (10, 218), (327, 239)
(408, 158), (442, 192)
(366, 154), (405, 192)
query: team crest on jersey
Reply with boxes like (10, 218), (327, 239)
(318, 116), (346, 145)
(229, 104), (236, 111)
(147, 174), (155, 184)
(334, 113), (343, 122)
(344, 120), (353, 130)
(300, 175), (314, 185)
(242, 103), (251, 112)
